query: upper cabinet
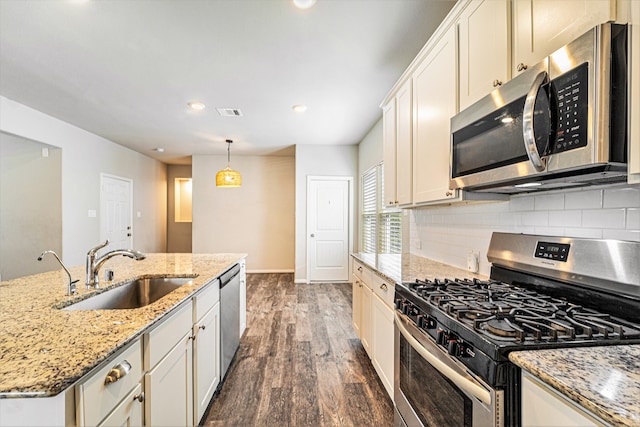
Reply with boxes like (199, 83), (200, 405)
(458, 0), (511, 110)
(512, 0), (616, 76)
(395, 80), (413, 206)
(413, 26), (458, 204)
(382, 100), (397, 206)
(382, 79), (413, 207)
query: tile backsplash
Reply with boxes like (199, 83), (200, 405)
(409, 184), (640, 276)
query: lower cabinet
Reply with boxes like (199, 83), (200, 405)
(98, 383), (144, 427)
(521, 372), (607, 426)
(144, 301), (194, 427)
(193, 299), (221, 422)
(76, 338), (144, 427)
(351, 258), (395, 400)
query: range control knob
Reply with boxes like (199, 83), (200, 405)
(395, 299), (404, 310)
(436, 329), (447, 346)
(447, 339), (461, 357)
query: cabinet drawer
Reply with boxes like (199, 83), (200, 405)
(77, 339), (143, 427)
(145, 301), (193, 369)
(194, 279), (219, 321)
(353, 259), (372, 285)
(372, 274), (395, 308)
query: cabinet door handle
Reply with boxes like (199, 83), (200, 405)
(445, 191), (453, 197)
(517, 62), (528, 72)
(493, 79), (502, 87)
(104, 360), (131, 385)
(357, 266), (363, 272)
(133, 392), (145, 403)
(199, 325), (206, 330)
(380, 283), (388, 292)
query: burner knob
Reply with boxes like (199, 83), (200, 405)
(447, 339), (461, 357)
(395, 299), (403, 310)
(436, 329), (447, 345)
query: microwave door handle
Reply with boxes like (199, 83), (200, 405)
(522, 71), (548, 172)
(395, 313), (492, 405)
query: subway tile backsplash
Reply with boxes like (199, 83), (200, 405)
(409, 183), (640, 276)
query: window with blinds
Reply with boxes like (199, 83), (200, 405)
(361, 163), (402, 254)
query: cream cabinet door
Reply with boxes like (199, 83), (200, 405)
(360, 280), (373, 357)
(395, 79), (413, 206)
(512, 0), (615, 76)
(371, 293), (394, 400)
(352, 274), (363, 338)
(458, 0), (510, 110)
(382, 100), (398, 207)
(412, 26), (458, 204)
(193, 302), (220, 425)
(145, 333), (194, 427)
(97, 384), (144, 427)
(522, 372), (606, 426)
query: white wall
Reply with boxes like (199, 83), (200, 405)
(295, 145), (358, 282)
(0, 133), (62, 280)
(192, 154), (295, 272)
(358, 118), (383, 178)
(410, 184), (640, 276)
(0, 96), (167, 268)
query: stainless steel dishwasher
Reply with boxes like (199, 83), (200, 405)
(219, 263), (241, 381)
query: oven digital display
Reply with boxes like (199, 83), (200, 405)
(535, 241), (570, 262)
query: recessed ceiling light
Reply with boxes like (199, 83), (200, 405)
(293, 0), (316, 9)
(188, 101), (206, 111)
(153, 148), (165, 153)
(292, 104), (307, 113)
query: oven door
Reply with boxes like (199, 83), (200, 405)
(394, 312), (503, 427)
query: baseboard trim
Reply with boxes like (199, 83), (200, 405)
(246, 269), (295, 274)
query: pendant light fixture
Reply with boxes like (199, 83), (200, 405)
(216, 139), (242, 187)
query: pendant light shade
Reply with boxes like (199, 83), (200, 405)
(216, 140), (242, 187)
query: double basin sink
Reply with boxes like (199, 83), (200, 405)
(62, 276), (195, 310)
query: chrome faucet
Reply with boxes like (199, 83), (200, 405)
(85, 240), (146, 289)
(38, 250), (79, 296)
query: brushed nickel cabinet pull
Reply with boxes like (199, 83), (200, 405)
(493, 79), (502, 87)
(104, 360), (131, 385)
(199, 325), (206, 330)
(133, 392), (145, 403)
(445, 191), (453, 197)
(517, 63), (528, 72)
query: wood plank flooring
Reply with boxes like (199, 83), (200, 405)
(202, 273), (394, 427)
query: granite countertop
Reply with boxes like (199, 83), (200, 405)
(351, 252), (486, 285)
(510, 345), (640, 427)
(0, 253), (246, 398)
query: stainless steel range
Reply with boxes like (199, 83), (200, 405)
(394, 232), (640, 427)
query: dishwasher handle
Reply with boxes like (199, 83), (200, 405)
(220, 264), (241, 288)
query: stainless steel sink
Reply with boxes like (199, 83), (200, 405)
(62, 277), (194, 310)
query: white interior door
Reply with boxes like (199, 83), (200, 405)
(307, 177), (351, 282)
(100, 174), (133, 249)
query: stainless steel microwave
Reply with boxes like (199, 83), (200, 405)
(450, 23), (628, 194)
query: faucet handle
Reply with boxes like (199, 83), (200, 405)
(88, 239), (110, 255)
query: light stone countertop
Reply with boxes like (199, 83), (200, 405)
(0, 253), (246, 398)
(510, 346), (640, 427)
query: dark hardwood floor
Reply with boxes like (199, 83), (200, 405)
(202, 273), (394, 427)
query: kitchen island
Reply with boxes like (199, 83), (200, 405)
(0, 252), (245, 425)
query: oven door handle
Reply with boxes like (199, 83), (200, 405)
(395, 313), (492, 406)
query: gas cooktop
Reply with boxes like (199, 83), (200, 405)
(402, 277), (640, 345)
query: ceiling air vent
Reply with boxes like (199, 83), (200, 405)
(216, 108), (243, 117)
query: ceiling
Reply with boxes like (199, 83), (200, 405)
(0, 0), (456, 164)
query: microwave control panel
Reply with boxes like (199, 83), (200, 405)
(551, 62), (589, 154)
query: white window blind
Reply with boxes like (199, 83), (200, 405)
(361, 167), (377, 253)
(361, 163), (402, 254)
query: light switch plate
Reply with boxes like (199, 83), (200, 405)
(88, 209), (97, 218)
